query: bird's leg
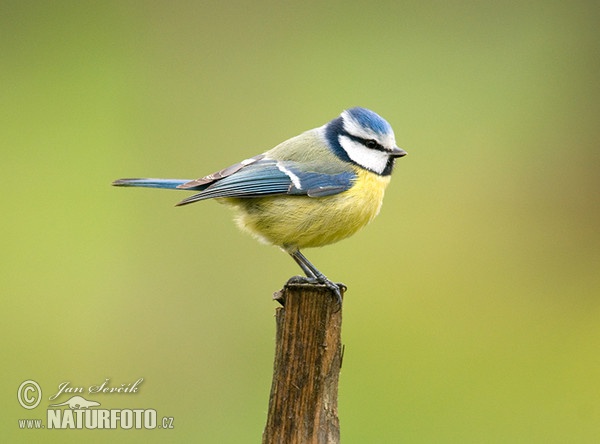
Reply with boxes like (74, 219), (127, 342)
(290, 251), (318, 279)
(287, 250), (345, 307)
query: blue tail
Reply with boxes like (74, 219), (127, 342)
(112, 178), (192, 190)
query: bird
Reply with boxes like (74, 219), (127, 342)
(113, 107), (407, 304)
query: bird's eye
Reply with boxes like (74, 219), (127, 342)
(365, 139), (378, 149)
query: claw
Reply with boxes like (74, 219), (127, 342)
(285, 250), (345, 311)
(284, 275), (344, 310)
(321, 279), (343, 309)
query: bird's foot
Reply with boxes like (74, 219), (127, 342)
(282, 275), (345, 309)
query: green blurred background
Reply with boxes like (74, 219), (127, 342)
(2, 1), (599, 442)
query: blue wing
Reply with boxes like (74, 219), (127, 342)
(112, 155), (268, 191)
(175, 155), (356, 206)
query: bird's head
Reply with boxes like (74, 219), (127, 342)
(325, 107), (407, 175)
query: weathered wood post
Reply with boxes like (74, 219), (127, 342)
(262, 282), (344, 444)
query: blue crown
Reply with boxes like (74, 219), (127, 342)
(345, 107), (392, 136)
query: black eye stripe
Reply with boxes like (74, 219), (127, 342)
(344, 133), (386, 152)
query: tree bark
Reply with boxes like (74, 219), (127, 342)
(262, 282), (344, 444)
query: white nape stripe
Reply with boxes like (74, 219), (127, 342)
(277, 162), (302, 189)
(339, 135), (389, 174)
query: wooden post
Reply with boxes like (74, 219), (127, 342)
(262, 282), (344, 444)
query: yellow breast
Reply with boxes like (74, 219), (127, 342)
(222, 169), (392, 250)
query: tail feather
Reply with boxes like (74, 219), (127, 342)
(112, 178), (192, 190)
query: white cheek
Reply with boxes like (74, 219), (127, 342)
(339, 136), (389, 174)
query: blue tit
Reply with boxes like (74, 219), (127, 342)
(113, 107), (407, 302)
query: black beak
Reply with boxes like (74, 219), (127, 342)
(390, 147), (407, 158)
